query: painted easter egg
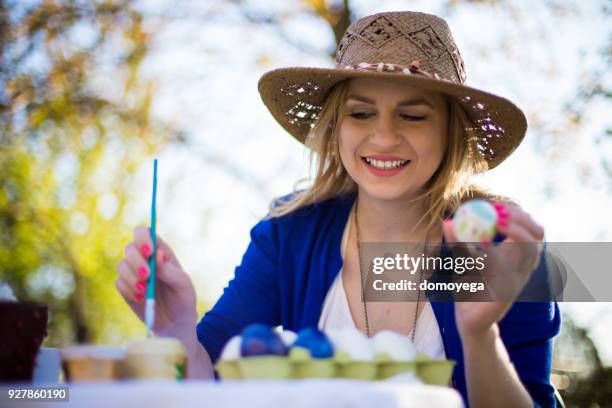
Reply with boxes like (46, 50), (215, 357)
(240, 324), (288, 357)
(293, 328), (334, 359)
(452, 199), (498, 243)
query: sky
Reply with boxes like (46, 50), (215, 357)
(119, 0), (612, 363)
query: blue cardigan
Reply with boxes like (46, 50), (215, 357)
(196, 192), (560, 407)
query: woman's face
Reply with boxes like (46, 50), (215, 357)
(338, 77), (449, 202)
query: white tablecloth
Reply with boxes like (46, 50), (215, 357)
(2, 380), (464, 408)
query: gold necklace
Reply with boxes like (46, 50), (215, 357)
(354, 199), (429, 341)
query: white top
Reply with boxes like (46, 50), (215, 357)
(318, 207), (446, 360)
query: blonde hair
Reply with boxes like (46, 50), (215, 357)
(265, 79), (517, 236)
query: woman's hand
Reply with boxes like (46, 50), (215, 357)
(442, 201), (546, 340)
(115, 226), (198, 338)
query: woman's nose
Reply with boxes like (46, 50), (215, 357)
(371, 115), (401, 148)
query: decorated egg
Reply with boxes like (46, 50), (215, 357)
(240, 324), (288, 357)
(293, 328), (334, 359)
(452, 199), (498, 242)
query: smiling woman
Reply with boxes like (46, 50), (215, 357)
(116, 10), (560, 408)
(339, 77), (449, 205)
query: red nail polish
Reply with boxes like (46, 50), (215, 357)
(136, 281), (146, 293)
(138, 266), (148, 279)
(493, 202), (505, 209)
(141, 244), (151, 257)
(498, 220), (509, 228)
(135, 292), (144, 301)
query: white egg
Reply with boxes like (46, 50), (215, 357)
(220, 335), (242, 361)
(452, 199), (498, 243)
(326, 328), (374, 361)
(372, 330), (417, 361)
(278, 330), (297, 347)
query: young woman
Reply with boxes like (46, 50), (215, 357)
(116, 11), (559, 408)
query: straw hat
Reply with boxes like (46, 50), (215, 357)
(257, 11), (527, 171)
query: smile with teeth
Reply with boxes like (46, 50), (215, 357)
(362, 157), (410, 169)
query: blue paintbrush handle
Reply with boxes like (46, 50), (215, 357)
(146, 159), (158, 300)
(145, 159), (158, 333)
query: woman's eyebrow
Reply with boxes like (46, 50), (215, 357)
(397, 98), (435, 109)
(346, 94), (434, 109)
(346, 95), (376, 105)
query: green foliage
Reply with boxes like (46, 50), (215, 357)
(0, 0), (179, 346)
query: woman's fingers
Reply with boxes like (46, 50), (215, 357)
(520, 213), (545, 242)
(493, 202), (544, 272)
(117, 254), (141, 290)
(132, 226), (153, 260)
(155, 248), (188, 289)
(115, 275), (145, 321)
(496, 220), (533, 243)
(133, 226), (179, 266)
(494, 202), (545, 242)
(124, 243), (150, 282)
(127, 225), (189, 290)
(116, 260), (145, 302)
(442, 218), (457, 243)
(155, 235), (182, 269)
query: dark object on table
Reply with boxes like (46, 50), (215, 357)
(0, 301), (48, 382)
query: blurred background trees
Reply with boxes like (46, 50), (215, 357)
(1, 0), (610, 405)
(553, 314), (612, 406)
(0, 0), (182, 344)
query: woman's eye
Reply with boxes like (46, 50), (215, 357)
(348, 112), (427, 121)
(400, 114), (426, 121)
(349, 112), (372, 120)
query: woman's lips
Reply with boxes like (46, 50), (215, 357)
(366, 154), (408, 161)
(361, 157), (410, 177)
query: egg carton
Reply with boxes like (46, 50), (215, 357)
(215, 348), (454, 384)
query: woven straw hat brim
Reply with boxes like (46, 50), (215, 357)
(258, 66), (527, 171)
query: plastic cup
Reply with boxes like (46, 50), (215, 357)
(60, 345), (124, 382)
(123, 338), (187, 380)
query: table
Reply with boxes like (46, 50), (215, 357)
(2, 379), (464, 408)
